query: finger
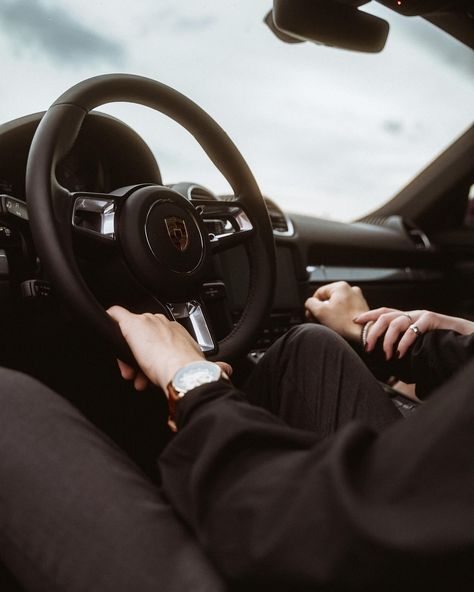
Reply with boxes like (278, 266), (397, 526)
(216, 361), (233, 377)
(133, 371), (149, 391)
(304, 297), (323, 318)
(382, 316), (411, 360)
(365, 312), (401, 352)
(353, 307), (398, 324)
(107, 305), (135, 324)
(404, 310), (423, 323)
(396, 315), (428, 358)
(314, 281), (348, 301)
(117, 359), (136, 380)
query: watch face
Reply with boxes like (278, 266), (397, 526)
(173, 361), (221, 395)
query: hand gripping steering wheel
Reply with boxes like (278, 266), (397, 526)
(26, 74), (275, 364)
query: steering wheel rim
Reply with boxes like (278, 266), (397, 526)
(26, 74), (275, 363)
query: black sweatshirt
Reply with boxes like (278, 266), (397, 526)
(159, 330), (474, 590)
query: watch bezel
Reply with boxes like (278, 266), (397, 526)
(172, 360), (222, 396)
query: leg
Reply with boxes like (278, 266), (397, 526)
(245, 324), (400, 436)
(161, 348), (474, 589)
(0, 368), (224, 592)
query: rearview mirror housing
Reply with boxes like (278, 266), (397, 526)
(271, 0), (389, 53)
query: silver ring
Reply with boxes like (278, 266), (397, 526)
(409, 324), (422, 336)
(402, 312), (413, 322)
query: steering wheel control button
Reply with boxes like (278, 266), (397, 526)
(0, 225), (14, 242)
(201, 281), (227, 301)
(20, 279), (52, 299)
(145, 200), (203, 273)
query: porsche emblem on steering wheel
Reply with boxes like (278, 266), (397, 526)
(165, 216), (190, 252)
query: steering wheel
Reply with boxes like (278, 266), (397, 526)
(25, 74), (275, 364)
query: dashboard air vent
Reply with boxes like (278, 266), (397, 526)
(406, 225), (432, 250)
(358, 215), (389, 226)
(359, 214), (431, 250)
(189, 185), (216, 202)
(264, 197), (294, 236)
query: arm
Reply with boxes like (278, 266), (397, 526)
(373, 329), (474, 398)
(304, 283), (474, 396)
(159, 366), (474, 588)
(354, 307), (474, 359)
(354, 309), (474, 397)
(108, 305), (474, 588)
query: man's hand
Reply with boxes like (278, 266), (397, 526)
(305, 281), (369, 342)
(107, 306), (205, 392)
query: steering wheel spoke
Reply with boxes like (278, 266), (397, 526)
(168, 298), (217, 354)
(71, 192), (119, 242)
(195, 199), (254, 253)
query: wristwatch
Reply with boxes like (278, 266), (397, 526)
(166, 361), (228, 432)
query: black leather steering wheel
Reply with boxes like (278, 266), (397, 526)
(26, 74), (275, 363)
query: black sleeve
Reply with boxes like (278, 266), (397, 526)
(159, 369), (474, 590)
(363, 329), (474, 399)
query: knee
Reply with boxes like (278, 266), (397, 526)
(285, 322), (348, 350)
(0, 368), (62, 428)
(266, 323), (353, 368)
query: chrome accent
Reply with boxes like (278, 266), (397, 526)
(72, 196), (116, 239)
(272, 214), (294, 237)
(199, 203), (253, 243)
(408, 227), (431, 250)
(307, 265), (414, 283)
(187, 184), (216, 202)
(168, 301), (215, 352)
(263, 197), (295, 237)
(168, 183), (217, 202)
(227, 207), (253, 234)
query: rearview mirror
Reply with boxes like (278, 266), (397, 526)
(269, 0), (389, 53)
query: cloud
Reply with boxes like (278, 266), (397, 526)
(382, 119), (403, 134)
(0, 0), (125, 66)
(400, 16), (474, 78)
(368, 3), (474, 78)
(174, 15), (217, 31)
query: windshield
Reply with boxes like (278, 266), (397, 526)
(1, 0), (473, 221)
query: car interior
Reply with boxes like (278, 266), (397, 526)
(0, 1), (473, 588)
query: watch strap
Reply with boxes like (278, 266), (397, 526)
(166, 364), (228, 432)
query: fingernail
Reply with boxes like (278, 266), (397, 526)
(353, 316), (359, 322)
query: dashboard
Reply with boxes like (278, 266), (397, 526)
(0, 111), (162, 200)
(0, 110), (449, 362)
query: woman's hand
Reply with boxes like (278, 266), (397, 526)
(305, 281), (369, 342)
(354, 308), (474, 360)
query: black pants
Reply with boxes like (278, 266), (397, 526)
(0, 326), (402, 591)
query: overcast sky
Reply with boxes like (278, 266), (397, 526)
(0, 0), (473, 220)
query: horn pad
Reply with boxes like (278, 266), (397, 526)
(118, 185), (209, 298)
(145, 200), (203, 273)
